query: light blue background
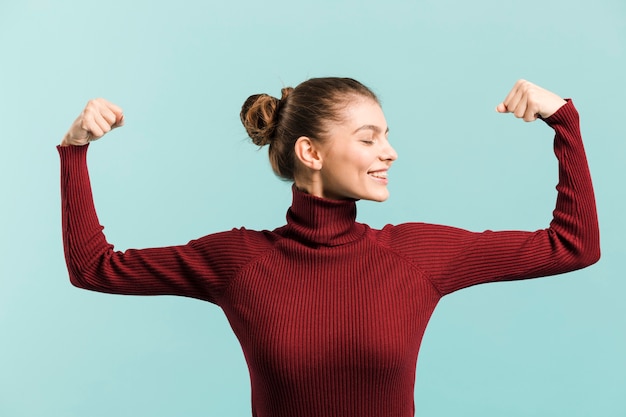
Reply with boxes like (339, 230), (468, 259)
(1, 1), (624, 416)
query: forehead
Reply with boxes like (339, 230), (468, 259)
(337, 97), (387, 131)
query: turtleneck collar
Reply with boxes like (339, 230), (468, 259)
(281, 186), (366, 247)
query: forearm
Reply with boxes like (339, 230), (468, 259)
(58, 144), (113, 286)
(544, 100), (600, 268)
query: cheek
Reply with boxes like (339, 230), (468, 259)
(353, 153), (373, 173)
(324, 147), (371, 179)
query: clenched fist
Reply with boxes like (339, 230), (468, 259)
(496, 80), (567, 122)
(60, 98), (124, 146)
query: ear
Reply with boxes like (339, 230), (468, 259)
(294, 136), (323, 170)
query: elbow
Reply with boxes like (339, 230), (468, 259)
(580, 226), (602, 268)
(580, 244), (601, 268)
(67, 265), (98, 291)
(63, 248), (110, 292)
(64, 257), (87, 288)
(68, 271), (90, 290)
(554, 222), (601, 271)
(569, 237), (601, 271)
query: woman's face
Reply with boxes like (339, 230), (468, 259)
(315, 98), (398, 202)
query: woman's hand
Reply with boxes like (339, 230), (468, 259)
(60, 98), (124, 146)
(496, 80), (567, 122)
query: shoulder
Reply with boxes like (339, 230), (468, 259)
(189, 227), (282, 259)
(371, 221), (470, 242)
(367, 221), (481, 258)
(191, 226), (282, 245)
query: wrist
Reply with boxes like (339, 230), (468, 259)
(539, 97), (567, 119)
(60, 134), (86, 147)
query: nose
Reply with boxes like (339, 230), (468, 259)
(380, 141), (398, 162)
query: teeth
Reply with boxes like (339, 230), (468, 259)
(369, 171), (388, 179)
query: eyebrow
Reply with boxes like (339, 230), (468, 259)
(352, 125), (390, 135)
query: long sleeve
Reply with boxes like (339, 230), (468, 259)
(58, 144), (273, 304)
(56, 116), (600, 416)
(384, 100), (600, 296)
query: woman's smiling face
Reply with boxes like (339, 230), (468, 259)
(314, 97), (398, 202)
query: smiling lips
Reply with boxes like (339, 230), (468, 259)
(368, 170), (389, 182)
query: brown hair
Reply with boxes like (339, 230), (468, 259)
(240, 77), (379, 180)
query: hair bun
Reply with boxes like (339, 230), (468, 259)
(240, 93), (281, 146)
(280, 86), (293, 102)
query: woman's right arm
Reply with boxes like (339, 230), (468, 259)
(58, 100), (266, 304)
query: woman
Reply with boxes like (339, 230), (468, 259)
(58, 78), (600, 417)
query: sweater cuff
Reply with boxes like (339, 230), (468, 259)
(57, 143), (89, 160)
(542, 99), (579, 129)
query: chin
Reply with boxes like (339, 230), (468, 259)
(329, 186), (389, 202)
(363, 191), (389, 202)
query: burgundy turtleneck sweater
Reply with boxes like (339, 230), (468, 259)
(58, 100), (599, 417)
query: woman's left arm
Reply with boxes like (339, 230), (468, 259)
(390, 80), (600, 296)
(493, 80), (601, 271)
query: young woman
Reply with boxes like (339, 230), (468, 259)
(58, 78), (600, 417)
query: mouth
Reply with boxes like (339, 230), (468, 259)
(368, 170), (389, 183)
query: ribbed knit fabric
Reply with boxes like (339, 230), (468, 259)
(58, 100), (599, 417)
